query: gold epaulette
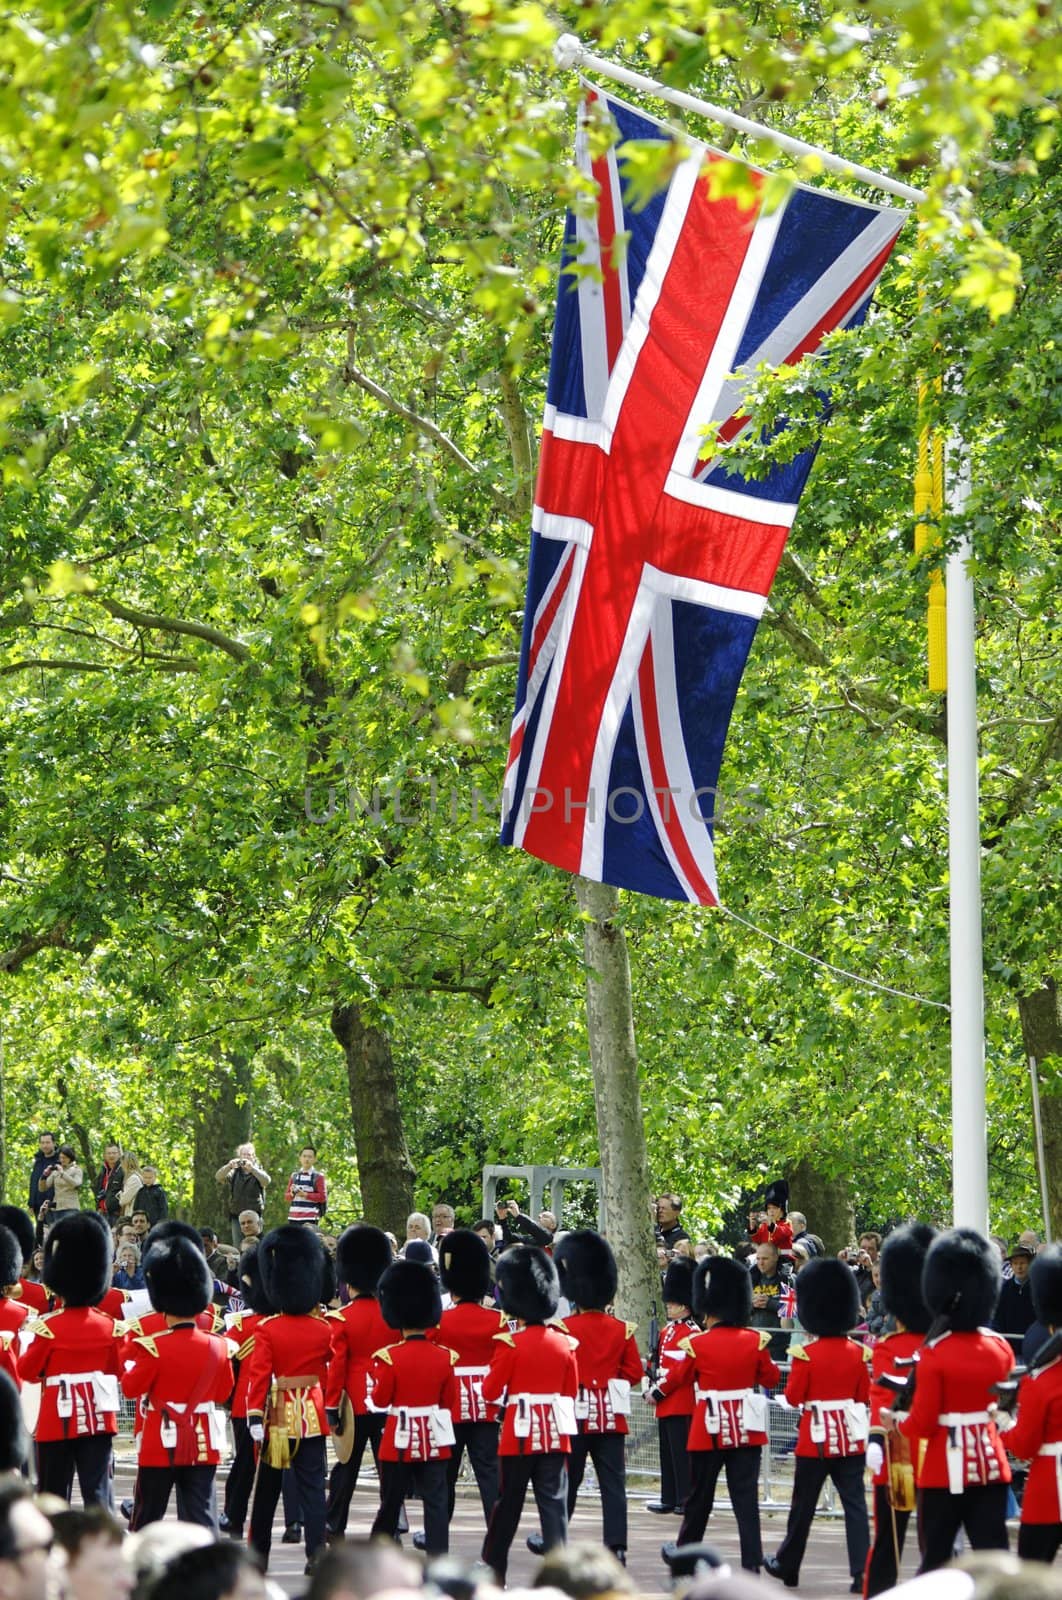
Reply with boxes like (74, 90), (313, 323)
(679, 1335), (698, 1356)
(372, 1345), (394, 1365)
(26, 1317), (53, 1339)
(791, 1343), (810, 1361)
(860, 1342), (873, 1363)
(133, 1335), (160, 1358)
(625, 1321), (638, 1340)
(758, 1331), (773, 1351)
(448, 1347), (460, 1366)
(493, 1330), (516, 1348)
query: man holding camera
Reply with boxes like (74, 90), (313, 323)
(216, 1144), (270, 1248)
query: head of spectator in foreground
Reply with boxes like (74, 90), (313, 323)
(0, 1483), (53, 1600)
(405, 1212), (431, 1243)
(260, 1224), (329, 1315)
(795, 1254), (861, 1337)
(0, 1370), (27, 1474)
(337, 1224), (393, 1299)
(379, 1258), (442, 1334)
(694, 1255), (752, 1328)
(49, 1509), (129, 1600)
(535, 1542), (636, 1598)
(44, 1213), (110, 1307)
(145, 1541), (267, 1600)
(439, 1229), (492, 1305)
(923, 1227), (1002, 1331)
(555, 1229), (617, 1313)
(496, 1245), (559, 1325)
(754, 1241), (781, 1277)
(1030, 1242), (1062, 1332)
(304, 1541), (421, 1600)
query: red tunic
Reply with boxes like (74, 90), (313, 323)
(868, 1328), (923, 1488)
(752, 1220), (794, 1252)
(559, 1310), (643, 1434)
(651, 1318), (701, 1418)
(439, 1301), (509, 1424)
(99, 1288), (126, 1319)
(121, 1323), (234, 1466)
(224, 1310), (265, 1419)
(657, 1324), (779, 1450)
(482, 1323), (579, 1456)
(326, 1297), (391, 1412)
(371, 1335), (458, 1461)
(787, 1336), (871, 1458)
(18, 1307), (123, 1440)
(14, 1280), (49, 1314)
(245, 1311), (333, 1436)
(0, 1330), (19, 1388)
(898, 1328), (1013, 1489)
(1003, 1355), (1062, 1522)
(0, 1297), (30, 1338)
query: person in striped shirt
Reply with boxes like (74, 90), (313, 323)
(285, 1147), (327, 1226)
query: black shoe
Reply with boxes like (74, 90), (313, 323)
(609, 1550), (627, 1567)
(526, 1533), (545, 1556)
(412, 1532), (427, 1552)
(282, 1524), (303, 1545)
(119, 1500), (133, 1524)
(646, 1501), (678, 1514)
(850, 1584), (862, 1595)
(304, 1558), (319, 1576)
(223, 1524), (243, 1541)
(763, 1557), (798, 1588)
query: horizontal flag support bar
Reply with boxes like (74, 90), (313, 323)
(554, 34), (928, 206)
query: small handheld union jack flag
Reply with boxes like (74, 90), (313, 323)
(779, 1281), (798, 1320)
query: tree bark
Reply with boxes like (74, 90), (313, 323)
(575, 877), (659, 1337)
(1018, 978), (1062, 1240)
(192, 1052), (252, 1234)
(788, 1159), (856, 1256)
(331, 1002), (415, 1234)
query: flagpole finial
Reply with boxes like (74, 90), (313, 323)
(554, 33), (584, 69)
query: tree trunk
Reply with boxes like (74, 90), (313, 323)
(192, 1052), (252, 1234)
(575, 877), (659, 1338)
(1018, 978), (1062, 1241)
(331, 1002), (415, 1235)
(788, 1159), (856, 1256)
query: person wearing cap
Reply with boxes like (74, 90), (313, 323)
(437, 1229), (508, 1531)
(323, 1225), (394, 1540)
(1003, 1242), (1062, 1564)
(645, 1256), (700, 1516)
(994, 1243), (1037, 1340)
(750, 1183), (794, 1255)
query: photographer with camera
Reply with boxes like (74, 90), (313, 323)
(496, 1197), (553, 1250)
(216, 1142), (271, 1247)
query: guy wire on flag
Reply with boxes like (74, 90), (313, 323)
(720, 904), (951, 1010)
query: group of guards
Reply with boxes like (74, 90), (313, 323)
(1, 1197), (1062, 1594)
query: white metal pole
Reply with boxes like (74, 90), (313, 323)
(554, 34), (928, 205)
(946, 442), (988, 1230)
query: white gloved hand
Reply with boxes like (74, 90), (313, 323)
(866, 1441), (884, 1475)
(249, 1422), (265, 1444)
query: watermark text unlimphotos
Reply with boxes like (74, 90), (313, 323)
(304, 778), (765, 828)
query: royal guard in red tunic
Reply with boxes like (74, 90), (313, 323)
(891, 1228), (1014, 1572)
(438, 1228), (506, 1528)
(480, 1246), (579, 1583)
(764, 1255), (871, 1593)
(367, 1257), (457, 1556)
(751, 1181), (795, 1256)
(863, 1223), (936, 1597)
(121, 1234), (234, 1530)
(218, 1240), (275, 1541)
(646, 1257), (700, 1517)
(246, 1225), (334, 1572)
(323, 1224), (394, 1537)
(655, 1255), (779, 1575)
(0, 1206), (49, 1315)
(17, 1213), (122, 1508)
(1001, 1242), (1062, 1564)
(119, 1220), (222, 1343)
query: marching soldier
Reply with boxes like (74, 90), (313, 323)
(368, 1257), (458, 1557)
(121, 1234), (235, 1530)
(220, 1241), (276, 1541)
(480, 1246), (579, 1584)
(438, 1228), (506, 1529)
(119, 1221), (223, 1342)
(864, 1222), (936, 1596)
(0, 1206), (48, 1315)
(655, 1255), (779, 1575)
(323, 1224), (394, 1539)
(245, 1225), (334, 1573)
(893, 1227), (1014, 1571)
(764, 1255), (871, 1593)
(17, 1212), (122, 1507)
(645, 1255), (699, 1516)
(1007, 1242), (1062, 1563)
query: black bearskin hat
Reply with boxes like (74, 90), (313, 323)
(0, 1225), (22, 1290)
(663, 1255), (696, 1309)
(880, 1224), (936, 1334)
(764, 1179), (789, 1212)
(337, 1224), (393, 1296)
(260, 1225), (328, 1317)
(379, 1258), (442, 1331)
(43, 1212), (111, 1307)
(439, 1229), (492, 1302)
(0, 1369), (27, 1473)
(796, 1256), (861, 1338)
(0, 1206), (34, 1269)
(144, 1218), (204, 1255)
(554, 1230), (617, 1311)
(495, 1246), (559, 1324)
(143, 1235), (212, 1319)
(1030, 1243), (1062, 1331)
(694, 1256), (752, 1326)
(922, 1228), (1001, 1332)
(238, 1241), (276, 1318)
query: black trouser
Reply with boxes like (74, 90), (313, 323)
(678, 1446), (762, 1571)
(374, 1459), (449, 1556)
(774, 1454), (870, 1580)
(1019, 1523), (1062, 1563)
(865, 1482), (917, 1596)
(446, 1421), (500, 1524)
(250, 1436), (327, 1565)
(567, 1430), (627, 1552)
(482, 1452), (568, 1581)
(658, 1414), (692, 1509)
(131, 1464), (217, 1530)
(36, 1435), (113, 1509)
(918, 1484), (1009, 1572)
(326, 1412), (385, 1535)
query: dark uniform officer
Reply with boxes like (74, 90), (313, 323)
(438, 1229), (506, 1526)
(1008, 1243), (1062, 1564)
(323, 1224), (394, 1537)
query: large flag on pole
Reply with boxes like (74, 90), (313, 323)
(501, 91), (907, 904)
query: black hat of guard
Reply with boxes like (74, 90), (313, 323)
(439, 1229), (492, 1302)
(879, 1224), (936, 1334)
(922, 1228), (1001, 1332)
(0, 1369), (27, 1473)
(379, 1258), (442, 1331)
(260, 1225), (328, 1317)
(1030, 1243), (1062, 1330)
(554, 1229), (617, 1311)
(663, 1255), (696, 1308)
(764, 1179), (789, 1212)
(237, 1241), (276, 1317)
(796, 1255), (861, 1338)
(694, 1256), (752, 1326)
(43, 1212), (111, 1307)
(495, 1246), (559, 1324)
(0, 1225), (22, 1290)
(337, 1224), (393, 1296)
(0, 1206), (34, 1269)
(143, 1235), (212, 1318)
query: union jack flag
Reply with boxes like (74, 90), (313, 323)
(779, 1281), (798, 1320)
(501, 92), (907, 903)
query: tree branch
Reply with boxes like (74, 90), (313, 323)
(991, 707), (1062, 834)
(97, 597), (253, 664)
(0, 657), (107, 676)
(0, 921), (95, 974)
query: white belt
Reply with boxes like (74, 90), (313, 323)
(575, 1378), (632, 1420)
(392, 1405), (455, 1450)
(939, 1411), (993, 1426)
(940, 1411), (995, 1495)
(151, 1400), (227, 1454)
(509, 1392), (578, 1439)
(695, 1386), (752, 1402)
(1039, 1440), (1062, 1508)
(807, 1399), (869, 1448)
(695, 1387), (767, 1435)
(1038, 1442), (1062, 1455)
(455, 1365), (489, 1378)
(45, 1372), (120, 1418)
